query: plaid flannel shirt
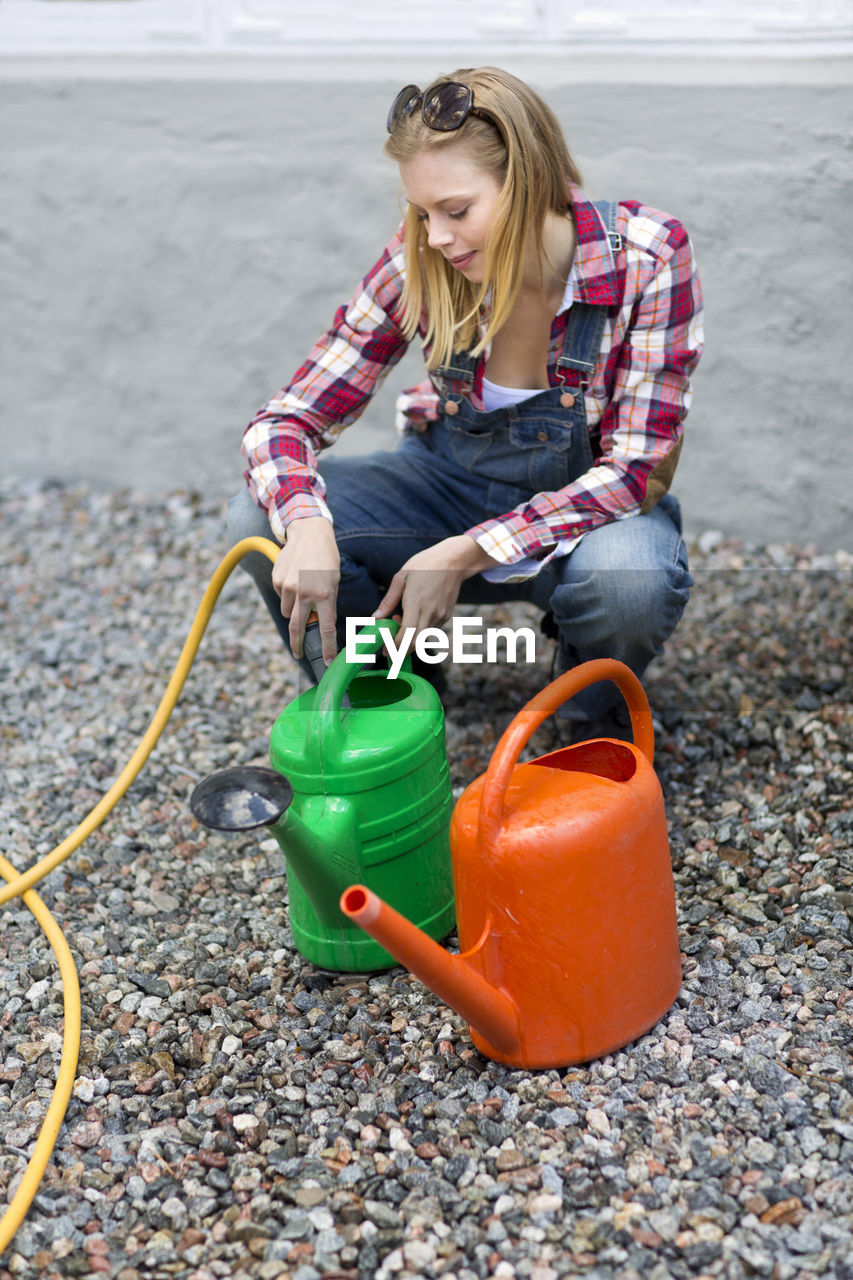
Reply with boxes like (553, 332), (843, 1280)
(241, 185), (704, 573)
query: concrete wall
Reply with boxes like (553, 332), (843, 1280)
(1, 58), (851, 550)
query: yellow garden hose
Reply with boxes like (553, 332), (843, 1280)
(0, 854), (81, 1255)
(0, 536), (280, 1257)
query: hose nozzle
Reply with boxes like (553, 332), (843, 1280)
(302, 613), (330, 686)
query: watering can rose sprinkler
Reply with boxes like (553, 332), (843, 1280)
(190, 619), (455, 972)
(341, 658), (683, 1069)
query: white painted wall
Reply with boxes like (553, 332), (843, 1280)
(1, 9), (852, 550)
(2, 0), (852, 56)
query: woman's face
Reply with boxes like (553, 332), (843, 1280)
(399, 142), (503, 284)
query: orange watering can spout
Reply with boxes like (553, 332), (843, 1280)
(340, 886), (521, 1056)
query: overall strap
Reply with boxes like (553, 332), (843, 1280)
(436, 201), (623, 402)
(432, 349), (477, 414)
(556, 199), (622, 383)
(595, 198), (623, 254)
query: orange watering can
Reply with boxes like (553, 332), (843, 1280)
(341, 659), (682, 1069)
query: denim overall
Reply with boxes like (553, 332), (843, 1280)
(424, 229), (610, 547)
(228, 202), (691, 722)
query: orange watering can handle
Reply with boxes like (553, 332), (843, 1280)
(478, 658), (655, 855)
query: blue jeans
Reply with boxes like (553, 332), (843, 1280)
(227, 426), (692, 722)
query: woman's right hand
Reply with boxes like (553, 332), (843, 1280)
(271, 516), (341, 665)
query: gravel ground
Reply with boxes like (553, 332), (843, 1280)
(1, 479), (851, 1280)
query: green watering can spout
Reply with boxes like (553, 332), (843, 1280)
(189, 766), (362, 929)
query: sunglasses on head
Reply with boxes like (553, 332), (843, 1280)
(386, 80), (495, 135)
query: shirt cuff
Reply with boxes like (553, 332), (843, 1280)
(471, 515), (583, 583)
(270, 492), (334, 544)
(469, 510), (550, 564)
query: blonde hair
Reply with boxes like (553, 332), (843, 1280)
(383, 67), (582, 371)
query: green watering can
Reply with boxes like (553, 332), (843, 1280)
(190, 620), (455, 971)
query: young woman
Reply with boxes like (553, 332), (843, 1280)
(228, 67), (704, 733)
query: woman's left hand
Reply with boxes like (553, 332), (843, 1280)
(373, 535), (498, 636)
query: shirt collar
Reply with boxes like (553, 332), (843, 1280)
(567, 184), (624, 307)
(556, 268), (575, 316)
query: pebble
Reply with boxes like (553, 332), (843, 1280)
(0, 481), (851, 1278)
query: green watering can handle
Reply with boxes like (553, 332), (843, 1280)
(304, 617), (406, 771)
(477, 658), (655, 860)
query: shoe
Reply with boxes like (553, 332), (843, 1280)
(567, 705), (634, 745)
